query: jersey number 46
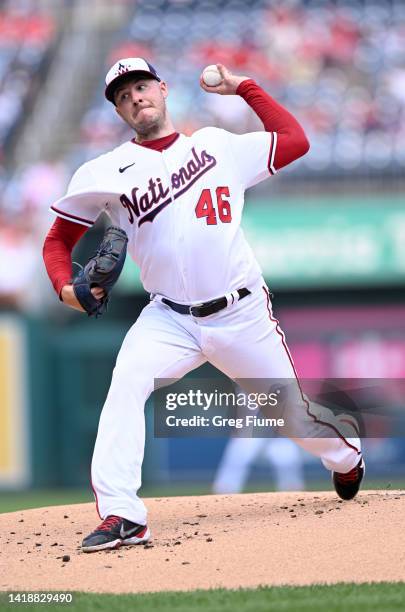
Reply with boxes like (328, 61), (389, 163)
(195, 187), (232, 225)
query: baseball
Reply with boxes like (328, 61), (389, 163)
(202, 65), (223, 87)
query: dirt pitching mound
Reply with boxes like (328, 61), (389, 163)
(0, 491), (404, 594)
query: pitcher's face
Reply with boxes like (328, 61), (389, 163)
(114, 77), (169, 136)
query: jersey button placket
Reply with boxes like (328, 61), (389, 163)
(162, 150), (188, 300)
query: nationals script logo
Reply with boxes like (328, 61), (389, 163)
(119, 147), (217, 226)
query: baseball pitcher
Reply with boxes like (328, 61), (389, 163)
(43, 58), (364, 552)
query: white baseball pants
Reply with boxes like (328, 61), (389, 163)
(91, 278), (361, 525)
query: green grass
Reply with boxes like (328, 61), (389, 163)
(0, 479), (403, 514)
(0, 489), (93, 514)
(1, 583), (405, 611)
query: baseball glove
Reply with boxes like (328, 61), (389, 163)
(72, 226), (128, 317)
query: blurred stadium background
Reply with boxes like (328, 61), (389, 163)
(0, 0), (404, 511)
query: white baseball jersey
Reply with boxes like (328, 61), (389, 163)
(51, 127), (278, 303)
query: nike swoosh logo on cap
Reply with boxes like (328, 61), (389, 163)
(119, 162), (135, 173)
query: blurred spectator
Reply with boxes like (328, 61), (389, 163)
(0, 212), (38, 311)
(10, 160), (67, 214)
(0, 2), (56, 164)
(0, 159), (68, 313)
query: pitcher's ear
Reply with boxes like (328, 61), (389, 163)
(160, 80), (168, 98)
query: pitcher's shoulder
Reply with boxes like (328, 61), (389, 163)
(188, 126), (230, 147)
(82, 141), (136, 171)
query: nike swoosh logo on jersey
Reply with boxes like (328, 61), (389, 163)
(120, 523), (141, 538)
(119, 162), (135, 173)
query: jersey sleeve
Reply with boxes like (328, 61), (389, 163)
(50, 162), (109, 227)
(227, 130), (277, 189)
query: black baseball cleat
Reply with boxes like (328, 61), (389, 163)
(81, 515), (150, 552)
(332, 458), (365, 501)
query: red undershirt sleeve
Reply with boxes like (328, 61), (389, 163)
(43, 217), (88, 299)
(236, 79), (310, 170)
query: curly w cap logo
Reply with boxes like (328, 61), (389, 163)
(117, 63), (130, 76)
